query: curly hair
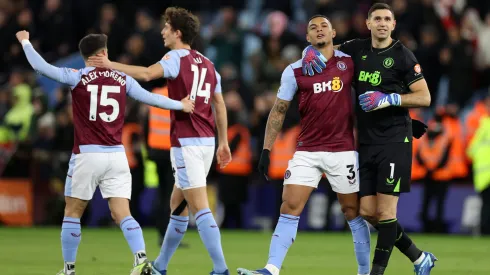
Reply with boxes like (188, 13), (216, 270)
(163, 7), (200, 46)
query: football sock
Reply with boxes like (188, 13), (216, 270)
(154, 215), (189, 271)
(265, 264), (280, 275)
(372, 218), (398, 273)
(347, 216), (371, 275)
(196, 208), (227, 273)
(61, 217), (81, 274)
(119, 216), (147, 265)
(267, 214), (300, 270)
(413, 252), (426, 265)
(394, 221), (423, 263)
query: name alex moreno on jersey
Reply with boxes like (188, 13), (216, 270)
(82, 70), (126, 86)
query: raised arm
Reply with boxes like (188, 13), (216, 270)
(16, 30), (79, 86)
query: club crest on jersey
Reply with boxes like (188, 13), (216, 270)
(383, 57), (394, 68)
(337, 61), (347, 71)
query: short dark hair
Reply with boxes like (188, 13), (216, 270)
(164, 7), (200, 45)
(78, 34), (107, 59)
(307, 15), (331, 29)
(309, 14), (329, 22)
(368, 3), (395, 19)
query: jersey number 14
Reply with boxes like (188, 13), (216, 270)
(190, 64), (211, 104)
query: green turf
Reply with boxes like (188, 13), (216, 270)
(1, 228), (490, 274)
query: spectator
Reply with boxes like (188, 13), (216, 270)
(37, 0), (73, 61)
(467, 95), (490, 235)
(439, 25), (474, 108)
(416, 115), (453, 233)
(3, 83), (33, 142)
(415, 25), (443, 103)
(208, 7), (244, 73)
(466, 9), (490, 88)
(91, 3), (127, 58)
(134, 9), (166, 63)
(217, 90), (251, 229)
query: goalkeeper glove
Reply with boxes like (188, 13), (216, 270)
(412, 119), (428, 139)
(258, 149), (271, 181)
(302, 45), (327, 76)
(359, 91), (401, 112)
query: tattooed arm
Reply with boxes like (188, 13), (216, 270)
(263, 98), (291, 150)
(264, 64), (297, 149)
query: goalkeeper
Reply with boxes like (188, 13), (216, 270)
(302, 3), (436, 275)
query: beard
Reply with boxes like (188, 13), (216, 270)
(316, 41), (326, 48)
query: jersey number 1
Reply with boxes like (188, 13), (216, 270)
(190, 64), (211, 104)
(87, 85), (120, 123)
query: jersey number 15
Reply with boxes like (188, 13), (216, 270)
(190, 64), (211, 104)
(87, 85), (120, 123)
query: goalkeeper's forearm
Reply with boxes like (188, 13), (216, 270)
(400, 78), (431, 108)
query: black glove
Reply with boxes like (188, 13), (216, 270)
(258, 149), (271, 181)
(412, 119), (428, 139)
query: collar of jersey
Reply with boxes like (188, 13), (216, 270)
(370, 39), (399, 54)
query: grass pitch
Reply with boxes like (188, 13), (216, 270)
(1, 228), (489, 274)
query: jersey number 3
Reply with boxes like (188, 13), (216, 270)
(190, 64), (211, 104)
(87, 85), (120, 123)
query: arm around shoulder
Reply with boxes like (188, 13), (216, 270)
(111, 62), (163, 82)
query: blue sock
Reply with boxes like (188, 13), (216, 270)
(154, 215), (189, 271)
(267, 214), (299, 269)
(120, 216), (147, 265)
(195, 208), (227, 273)
(347, 216), (371, 274)
(61, 217), (81, 265)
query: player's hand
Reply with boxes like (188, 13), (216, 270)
(359, 91), (401, 112)
(412, 119), (428, 139)
(216, 144), (232, 169)
(16, 30), (29, 43)
(257, 149), (271, 181)
(301, 45), (327, 76)
(87, 53), (112, 69)
(181, 95), (195, 113)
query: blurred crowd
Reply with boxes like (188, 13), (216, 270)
(1, 0), (490, 233)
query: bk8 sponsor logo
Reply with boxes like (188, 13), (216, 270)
(313, 77), (343, 93)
